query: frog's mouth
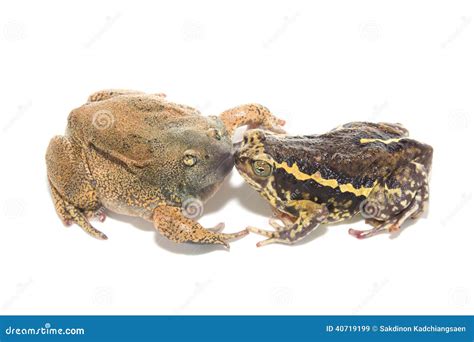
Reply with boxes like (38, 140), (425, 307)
(197, 153), (234, 202)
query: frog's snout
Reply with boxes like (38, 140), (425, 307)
(232, 141), (242, 151)
(215, 152), (234, 176)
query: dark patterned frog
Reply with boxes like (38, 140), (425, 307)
(234, 122), (433, 246)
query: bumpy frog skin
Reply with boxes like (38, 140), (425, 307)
(235, 122), (433, 246)
(46, 89), (285, 247)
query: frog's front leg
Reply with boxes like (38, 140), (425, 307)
(153, 206), (248, 248)
(219, 104), (286, 136)
(268, 208), (297, 231)
(248, 200), (329, 247)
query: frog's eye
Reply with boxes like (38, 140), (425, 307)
(183, 150), (198, 167)
(252, 160), (272, 177)
(208, 128), (222, 141)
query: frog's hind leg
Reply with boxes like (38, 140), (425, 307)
(49, 180), (74, 227)
(349, 192), (422, 239)
(49, 183), (108, 240)
(349, 158), (430, 239)
(46, 136), (107, 240)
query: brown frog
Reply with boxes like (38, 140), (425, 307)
(234, 122), (433, 246)
(46, 89), (285, 247)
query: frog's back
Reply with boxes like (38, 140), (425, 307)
(67, 93), (203, 135)
(65, 93), (211, 164)
(265, 122), (429, 181)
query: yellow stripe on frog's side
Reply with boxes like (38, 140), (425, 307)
(274, 161), (375, 197)
(360, 138), (402, 144)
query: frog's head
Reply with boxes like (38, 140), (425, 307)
(234, 129), (276, 194)
(164, 116), (234, 203)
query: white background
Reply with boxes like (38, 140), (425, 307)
(0, 0), (473, 315)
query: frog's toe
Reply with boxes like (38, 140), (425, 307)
(364, 218), (383, 228)
(266, 117), (286, 134)
(255, 236), (296, 247)
(213, 229), (249, 249)
(94, 209), (107, 222)
(256, 238), (279, 247)
(268, 218), (286, 231)
(75, 217), (108, 240)
(349, 217), (402, 240)
(207, 222), (225, 233)
(348, 228), (377, 239)
(388, 223), (400, 233)
(219, 228), (249, 240)
(63, 219), (73, 227)
(98, 214), (106, 222)
(84, 207), (107, 222)
(69, 209), (108, 240)
(247, 226), (288, 247)
(247, 226), (278, 238)
(213, 238), (230, 249)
